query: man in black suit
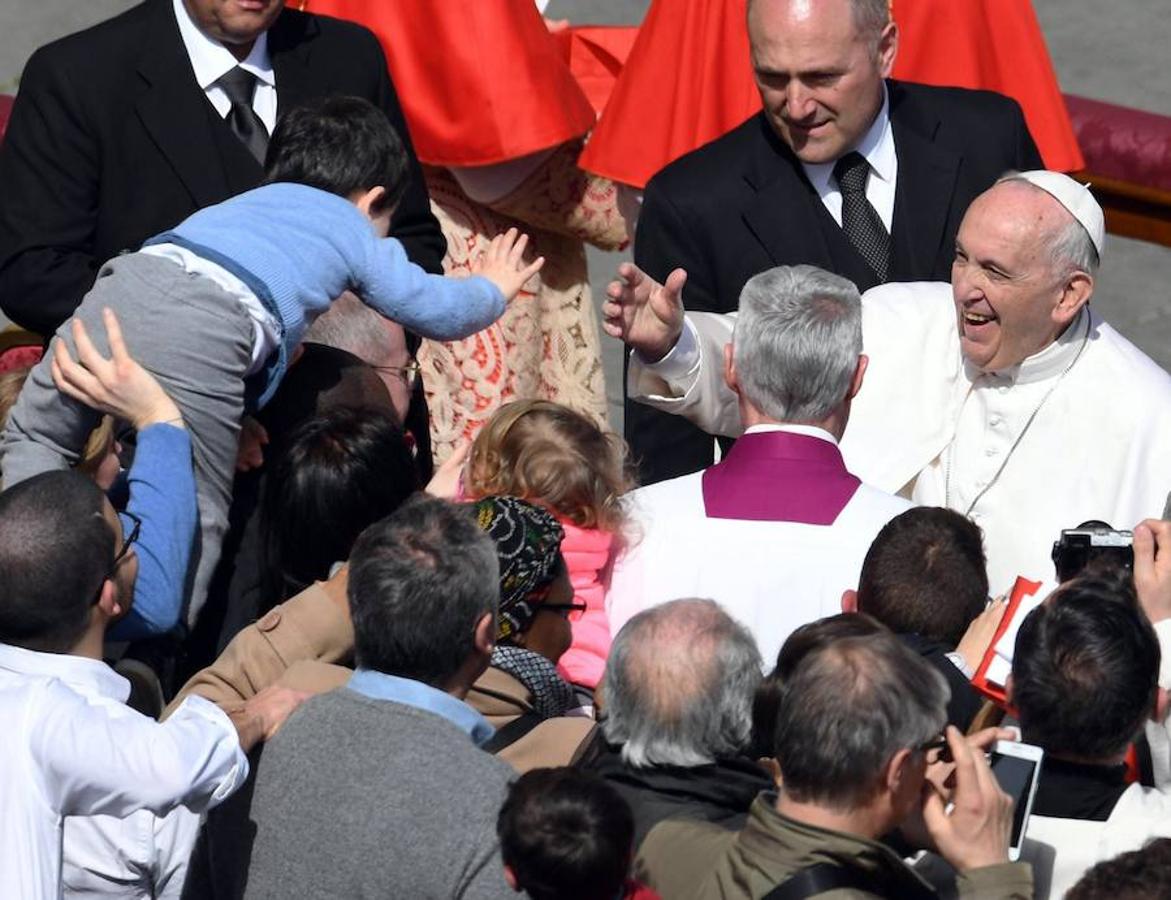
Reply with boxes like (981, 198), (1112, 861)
(0, 0), (445, 336)
(625, 0), (1042, 484)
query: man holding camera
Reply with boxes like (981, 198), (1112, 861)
(606, 172), (1171, 593)
(1009, 519), (1171, 898)
(635, 628), (1032, 899)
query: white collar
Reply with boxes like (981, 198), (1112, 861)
(743, 423), (839, 445)
(801, 86), (895, 194)
(966, 307), (1094, 387)
(172, 0), (274, 91)
(0, 642), (129, 702)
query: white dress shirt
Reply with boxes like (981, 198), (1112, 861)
(0, 643), (247, 900)
(172, 0), (277, 134)
(801, 87), (897, 232)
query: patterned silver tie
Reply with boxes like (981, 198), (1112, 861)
(833, 151), (890, 282)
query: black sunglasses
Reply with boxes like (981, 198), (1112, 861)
(93, 511), (142, 604)
(918, 734), (953, 764)
(540, 602), (588, 618)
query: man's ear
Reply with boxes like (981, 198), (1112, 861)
(1004, 673), (1015, 707)
(847, 354), (868, 401)
(94, 578), (124, 622)
(1153, 686), (1169, 724)
(884, 747), (913, 794)
(876, 21), (899, 77)
(502, 864), (521, 893)
(1052, 271), (1094, 327)
(473, 612), (496, 658)
(353, 185), (388, 218)
(723, 342), (739, 395)
(841, 589), (859, 614)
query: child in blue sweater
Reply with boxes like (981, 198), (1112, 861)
(0, 96), (543, 624)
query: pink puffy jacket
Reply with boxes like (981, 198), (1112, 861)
(555, 518), (617, 689)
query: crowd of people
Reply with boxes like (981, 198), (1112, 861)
(2, 0), (1171, 898)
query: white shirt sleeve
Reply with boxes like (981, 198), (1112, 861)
(626, 312), (743, 438)
(35, 686), (248, 820)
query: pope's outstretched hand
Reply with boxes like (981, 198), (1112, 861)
(601, 263), (687, 364)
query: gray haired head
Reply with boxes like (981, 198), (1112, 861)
(732, 265), (863, 424)
(305, 291), (398, 366)
(775, 630), (949, 810)
(602, 598), (762, 768)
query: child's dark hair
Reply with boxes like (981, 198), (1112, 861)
(264, 95), (409, 214)
(497, 768), (633, 900)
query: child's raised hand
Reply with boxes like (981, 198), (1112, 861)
(473, 227), (545, 302)
(51, 307), (183, 431)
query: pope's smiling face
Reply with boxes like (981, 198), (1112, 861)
(951, 182), (1092, 373)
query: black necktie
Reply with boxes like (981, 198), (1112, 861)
(833, 151), (890, 282)
(217, 67), (269, 165)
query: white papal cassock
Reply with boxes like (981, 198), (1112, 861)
(607, 424), (911, 668)
(628, 282), (1171, 594)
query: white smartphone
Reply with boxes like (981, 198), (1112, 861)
(988, 739), (1044, 861)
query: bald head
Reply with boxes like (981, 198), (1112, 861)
(748, 0), (890, 44)
(603, 599), (762, 768)
(747, 0), (897, 164)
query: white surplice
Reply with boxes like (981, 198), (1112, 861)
(607, 425), (912, 669)
(629, 281), (1171, 594)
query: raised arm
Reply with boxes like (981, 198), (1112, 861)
(602, 263), (743, 438)
(359, 228), (542, 341)
(51, 309), (196, 639)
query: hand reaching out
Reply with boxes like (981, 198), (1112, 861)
(51, 308), (182, 430)
(600, 262), (687, 363)
(473, 227), (545, 302)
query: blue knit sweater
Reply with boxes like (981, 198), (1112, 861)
(144, 182), (505, 406)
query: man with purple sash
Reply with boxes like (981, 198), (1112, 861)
(607, 266), (911, 667)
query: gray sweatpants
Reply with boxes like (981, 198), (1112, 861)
(0, 252), (255, 628)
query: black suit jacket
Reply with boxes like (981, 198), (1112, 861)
(0, 0), (446, 335)
(629, 80), (1042, 484)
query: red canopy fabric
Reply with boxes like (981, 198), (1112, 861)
(303, 0), (596, 166)
(552, 26), (640, 117)
(577, 0), (757, 188)
(891, 0), (1083, 173)
(579, 0), (1083, 188)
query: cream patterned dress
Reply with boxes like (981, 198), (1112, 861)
(420, 141), (627, 464)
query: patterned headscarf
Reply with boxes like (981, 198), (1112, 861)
(471, 496), (565, 642)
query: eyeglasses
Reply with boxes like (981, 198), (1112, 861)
(94, 510), (141, 604)
(917, 734), (953, 765)
(371, 361), (422, 390)
(540, 602), (588, 619)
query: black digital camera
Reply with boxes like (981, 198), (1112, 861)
(1051, 520), (1134, 582)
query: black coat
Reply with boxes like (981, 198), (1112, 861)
(589, 743), (774, 848)
(0, 0), (445, 335)
(627, 81), (1043, 484)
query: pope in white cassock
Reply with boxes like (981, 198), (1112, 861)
(604, 171), (1171, 593)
